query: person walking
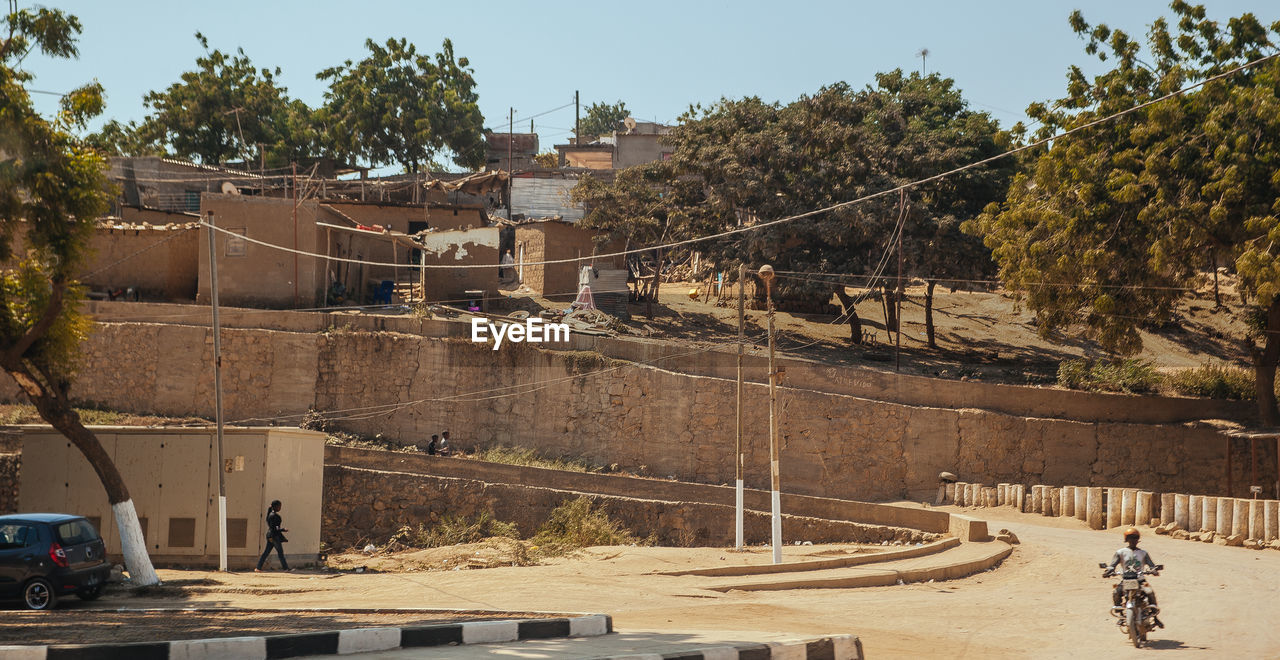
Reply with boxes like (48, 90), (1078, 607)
(255, 499), (290, 572)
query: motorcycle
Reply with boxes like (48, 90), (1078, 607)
(1099, 562), (1164, 647)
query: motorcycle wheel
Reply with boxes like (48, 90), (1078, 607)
(1127, 608), (1141, 648)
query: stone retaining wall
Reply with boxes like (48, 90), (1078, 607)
(3, 320), (1269, 501)
(0, 452), (18, 515)
(322, 465), (937, 550)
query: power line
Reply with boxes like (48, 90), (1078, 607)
(193, 51), (1280, 274)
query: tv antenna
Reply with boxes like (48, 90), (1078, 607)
(917, 48), (930, 75)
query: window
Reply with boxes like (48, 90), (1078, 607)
(167, 518), (196, 548)
(0, 523), (34, 549)
(55, 519), (99, 546)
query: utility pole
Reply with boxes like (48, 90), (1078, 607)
(759, 264), (782, 564)
(735, 263), (745, 551)
(292, 162), (299, 307)
(896, 190), (907, 372)
(508, 107), (514, 214)
(575, 90), (581, 143)
(205, 211), (228, 572)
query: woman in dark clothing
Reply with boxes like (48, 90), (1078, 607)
(256, 499), (289, 571)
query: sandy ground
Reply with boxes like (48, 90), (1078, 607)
(70, 506), (1280, 659)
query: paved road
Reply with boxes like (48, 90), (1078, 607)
(118, 505), (1280, 658)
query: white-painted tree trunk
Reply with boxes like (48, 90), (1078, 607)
(112, 500), (159, 586)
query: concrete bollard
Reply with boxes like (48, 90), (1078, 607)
(958, 482), (970, 506)
(1136, 491), (1154, 527)
(1121, 489), (1138, 526)
(985, 487), (998, 507)
(1075, 486), (1088, 521)
(1160, 493), (1176, 525)
(970, 483), (983, 507)
(1217, 497), (1234, 536)
(1107, 488), (1123, 529)
(1174, 493), (1189, 531)
(997, 483), (1009, 506)
(1266, 500), (1279, 542)
(1188, 495), (1203, 533)
(1232, 499), (1250, 537)
(1202, 497), (1217, 534)
(1032, 486), (1044, 513)
(945, 483), (956, 504)
(1249, 499), (1265, 541)
(1061, 486), (1075, 517)
(1015, 485), (1026, 511)
(1086, 487), (1104, 530)
(1043, 487), (1058, 517)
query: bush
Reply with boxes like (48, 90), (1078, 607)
(384, 511), (519, 550)
(466, 445), (603, 473)
(1168, 363), (1256, 400)
(1056, 358), (1162, 394)
(531, 497), (639, 556)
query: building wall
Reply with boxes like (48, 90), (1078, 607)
(614, 133), (672, 169)
(324, 201), (486, 233)
(418, 227), (501, 301)
(85, 224), (199, 301)
(16, 426), (324, 568)
(15, 320), (1272, 502)
(559, 148), (614, 170)
(514, 222), (624, 300)
(198, 194), (328, 308)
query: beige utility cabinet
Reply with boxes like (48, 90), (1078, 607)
(18, 426), (323, 569)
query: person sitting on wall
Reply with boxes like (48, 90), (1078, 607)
(427, 434), (439, 456)
(437, 431), (452, 456)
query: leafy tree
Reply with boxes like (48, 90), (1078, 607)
(968, 2), (1280, 421)
(318, 37), (484, 172)
(1, 2), (159, 585)
(578, 100), (628, 140)
(83, 118), (162, 157)
(533, 151), (559, 169)
(137, 33), (316, 166)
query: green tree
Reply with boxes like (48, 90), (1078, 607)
(137, 33), (316, 166)
(318, 37), (484, 172)
(1, 2), (159, 587)
(577, 100), (628, 140)
(969, 2), (1280, 421)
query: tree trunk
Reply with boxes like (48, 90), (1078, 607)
(881, 283), (898, 333)
(3, 365), (160, 586)
(834, 287), (862, 344)
(1251, 298), (1280, 426)
(925, 280), (937, 349)
(1211, 250), (1221, 308)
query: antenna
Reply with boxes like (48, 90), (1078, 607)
(623, 116), (637, 134)
(916, 48), (930, 75)
(220, 181), (241, 195)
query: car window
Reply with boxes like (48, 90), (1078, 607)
(0, 523), (34, 549)
(55, 519), (99, 546)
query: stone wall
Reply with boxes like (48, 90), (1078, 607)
(0, 453), (18, 515)
(6, 320), (1271, 501)
(322, 465), (934, 550)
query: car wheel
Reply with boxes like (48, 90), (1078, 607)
(23, 577), (57, 610)
(77, 584), (103, 601)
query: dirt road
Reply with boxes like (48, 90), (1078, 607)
(109, 506), (1279, 659)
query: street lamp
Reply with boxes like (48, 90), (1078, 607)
(758, 264), (782, 564)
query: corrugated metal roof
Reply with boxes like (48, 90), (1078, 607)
(511, 178), (584, 222)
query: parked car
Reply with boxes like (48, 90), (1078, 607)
(0, 513), (111, 610)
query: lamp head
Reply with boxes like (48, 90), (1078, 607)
(757, 264), (775, 285)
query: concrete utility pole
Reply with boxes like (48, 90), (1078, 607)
(291, 162), (299, 308)
(205, 211), (228, 572)
(509, 107), (514, 212)
(575, 90), (580, 143)
(759, 264), (782, 564)
(735, 263), (745, 551)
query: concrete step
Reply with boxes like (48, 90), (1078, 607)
(654, 537), (961, 578)
(698, 540), (1012, 592)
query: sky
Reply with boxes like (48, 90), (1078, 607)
(21, 1), (1274, 170)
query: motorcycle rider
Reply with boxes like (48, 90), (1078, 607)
(1105, 527), (1163, 627)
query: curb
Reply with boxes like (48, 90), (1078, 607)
(591, 634), (864, 660)
(0, 614), (612, 660)
(656, 538), (961, 577)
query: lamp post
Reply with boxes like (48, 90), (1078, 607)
(758, 264), (782, 564)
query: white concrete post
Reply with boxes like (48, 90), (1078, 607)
(985, 487), (998, 507)
(1015, 485), (1026, 511)
(1043, 487), (1058, 517)
(1086, 487), (1104, 530)
(1107, 488), (1123, 529)
(1160, 493), (1176, 525)
(1248, 499), (1264, 541)
(1202, 497), (1218, 535)
(1173, 493), (1189, 530)
(1121, 488), (1138, 526)
(997, 483), (1008, 506)
(944, 482), (956, 504)
(1061, 486), (1075, 517)
(1216, 497), (1234, 536)
(1031, 486), (1043, 513)
(1232, 498), (1249, 537)
(1265, 500), (1279, 542)
(1188, 495), (1203, 533)
(955, 482), (968, 506)
(1075, 486), (1088, 521)
(1136, 491), (1154, 527)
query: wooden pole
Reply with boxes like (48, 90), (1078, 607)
(735, 263), (745, 551)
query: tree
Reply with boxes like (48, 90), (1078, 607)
(968, 2), (1280, 421)
(1, 2), (159, 585)
(137, 33), (316, 166)
(578, 100), (628, 140)
(533, 151), (559, 169)
(318, 37), (484, 172)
